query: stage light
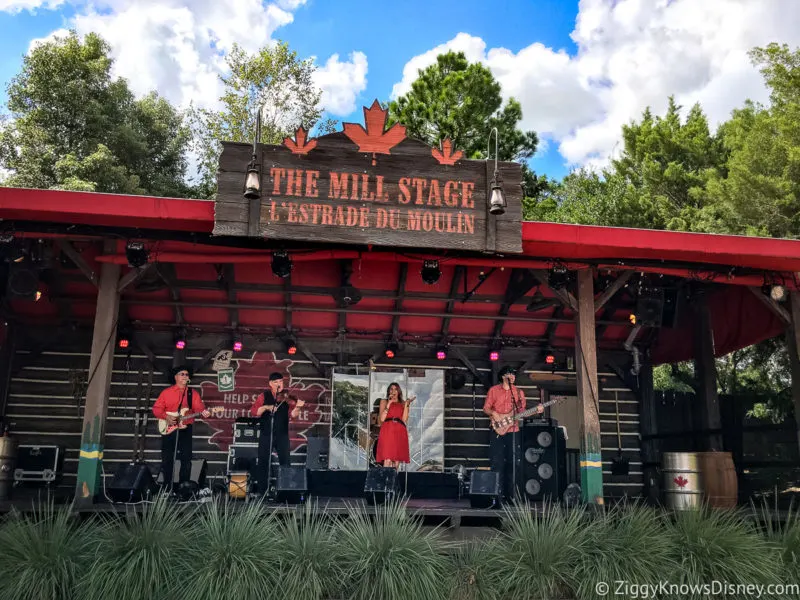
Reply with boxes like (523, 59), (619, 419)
(118, 338), (130, 349)
(770, 285), (786, 302)
(629, 313), (636, 325)
(489, 348), (500, 361)
(271, 250), (292, 279)
(0, 234), (25, 263)
(287, 344), (297, 355)
(548, 265), (570, 290)
(174, 328), (187, 350)
(436, 346), (447, 360)
(175, 339), (186, 350)
(117, 324), (133, 350)
(125, 242), (149, 268)
(421, 260), (441, 285)
(34, 290), (42, 302)
(545, 353), (555, 365)
(283, 335), (297, 355)
(385, 341), (399, 359)
(233, 338), (243, 352)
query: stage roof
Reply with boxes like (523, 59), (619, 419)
(0, 186), (797, 365)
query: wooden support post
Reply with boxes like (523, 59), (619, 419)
(636, 355), (660, 505)
(574, 269), (603, 505)
(787, 292), (800, 453)
(75, 240), (120, 505)
(693, 289), (722, 451)
(0, 322), (15, 420)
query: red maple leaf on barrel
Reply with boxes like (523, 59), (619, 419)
(283, 126), (317, 155)
(673, 476), (689, 488)
(431, 138), (463, 166)
(343, 100), (407, 165)
(199, 352), (329, 453)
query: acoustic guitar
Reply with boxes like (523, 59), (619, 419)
(490, 395), (567, 435)
(158, 406), (224, 435)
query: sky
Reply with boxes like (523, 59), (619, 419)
(0, 0), (799, 181)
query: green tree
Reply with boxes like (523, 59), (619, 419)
(0, 31), (190, 197)
(189, 41), (334, 198)
(388, 51), (539, 176)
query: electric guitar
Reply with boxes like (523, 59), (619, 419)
(490, 395), (568, 435)
(158, 406), (224, 435)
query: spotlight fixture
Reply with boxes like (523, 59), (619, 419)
(770, 284), (786, 302)
(435, 346), (448, 360)
(243, 104), (263, 200)
(486, 127), (506, 215)
(34, 290), (42, 302)
(489, 349), (500, 362)
(125, 242), (149, 269)
(385, 341), (399, 359)
(545, 353), (555, 365)
(421, 260), (441, 285)
(287, 342), (297, 355)
(271, 250), (292, 279)
(117, 323), (133, 350)
(548, 265), (570, 290)
(0, 234), (25, 263)
(232, 336), (243, 352)
(174, 328), (187, 350)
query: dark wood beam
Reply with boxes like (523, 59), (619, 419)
(490, 268), (522, 343)
(284, 271), (293, 331)
(440, 265), (465, 341)
(295, 339), (326, 376)
(192, 338), (232, 374)
(545, 305), (564, 348)
(391, 263), (409, 339)
(157, 263), (183, 325)
(594, 270), (634, 311)
(132, 333), (171, 378)
(693, 288), (722, 451)
(55, 240), (98, 287)
(787, 292), (800, 453)
(222, 264), (239, 329)
(10, 329), (66, 379)
(118, 263), (154, 293)
(0, 322), (16, 418)
(530, 269), (578, 312)
(748, 286), (790, 325)
(450, 346), (488, 390)
(517, 348), (543, 378)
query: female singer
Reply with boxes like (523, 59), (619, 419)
(375, 382), (415, 469)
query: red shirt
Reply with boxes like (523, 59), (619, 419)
(483, 384), (526, 433)
(152, 385), (206, 425)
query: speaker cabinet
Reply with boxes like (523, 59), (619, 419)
(363, 467), (397, 504)
(306, 436), (329, 470)
(276, 466), (307, 503)
(468, 470), (500, 509)
(521, 422), (567, 502)
(108, 463), (156, 503)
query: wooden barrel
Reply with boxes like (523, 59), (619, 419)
(0, 435), (17, 501)
(697, 451), (738, 509)
(662, 452), (702, 510)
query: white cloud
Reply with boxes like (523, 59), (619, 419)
(27, 28), (70, 52)
(391, 0), (800, 171)
(0, 0), (63, 13)
(313, 51), (368, 116)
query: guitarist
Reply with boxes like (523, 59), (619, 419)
(249, 372), (305, 496)
(482, 365), (543, 503)
(152, 365), (210, 492)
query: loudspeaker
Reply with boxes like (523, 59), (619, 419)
(108, 463), (157, 502)
(306, 436), (329, 470)
(363, 467), (397, 504)
(276, 466), (307, 503)
(521, 422), (567, 502)
(468, 470), (500, 509)
(6, 262), (40, 300)
(635, 289), (664, 327)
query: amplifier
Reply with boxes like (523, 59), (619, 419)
(227, 444), (259, 473)
(14, 445), (62, 483)
(233, 420), (260, 444)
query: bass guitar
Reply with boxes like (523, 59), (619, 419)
(158, 406), (224, 435)
(490, 395), (568, 435)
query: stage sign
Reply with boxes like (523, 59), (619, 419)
(213, 100), (523, 254)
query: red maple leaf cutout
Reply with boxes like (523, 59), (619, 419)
(343, 100), (407, 165)
(199, 351), (329, 453)
(283, 126), (317, 155)
(673, 475), (689, 488)
(431, 138), (463, 165)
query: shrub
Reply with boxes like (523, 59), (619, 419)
(0, 501), (92, 600)
(334, 497), (449, 600)
(446, 538), (506, 600)
(76, 493), (194, 600)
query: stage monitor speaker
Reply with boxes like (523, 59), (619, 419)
(107, 463), (156, 503)
(306, 436), (329, 470)
(521, 422), (567, 503)
(468, 470), (500, 509)
(276, 466), (307, 503)
(364, 467), (397, 504)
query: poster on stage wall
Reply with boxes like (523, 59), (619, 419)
(328, 371), (370, 470)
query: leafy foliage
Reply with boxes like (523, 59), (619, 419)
(0, 502), (92, 600)
(189, 41), (331, 198)
(0, 31), (190, 197)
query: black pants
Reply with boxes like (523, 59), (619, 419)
(489, 430), (522, 500)
(160, 425), (193, 489)
(256, 425), (290, 493)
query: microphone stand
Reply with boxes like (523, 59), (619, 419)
(510, 383), (520, 505)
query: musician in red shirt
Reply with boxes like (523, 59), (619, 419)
(483, 365), (542, 502)
(152, 365), (209, 492)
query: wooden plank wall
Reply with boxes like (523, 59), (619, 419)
(4, 335), (643, 501)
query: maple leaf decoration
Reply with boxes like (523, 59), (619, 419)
(343, 100), (406, 165)
(432, 138), (463, 166)
(283, 126), (317, 155)
(673, 476), (689, 488)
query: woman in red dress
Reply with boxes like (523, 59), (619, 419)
(375, 382), (415, 468)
